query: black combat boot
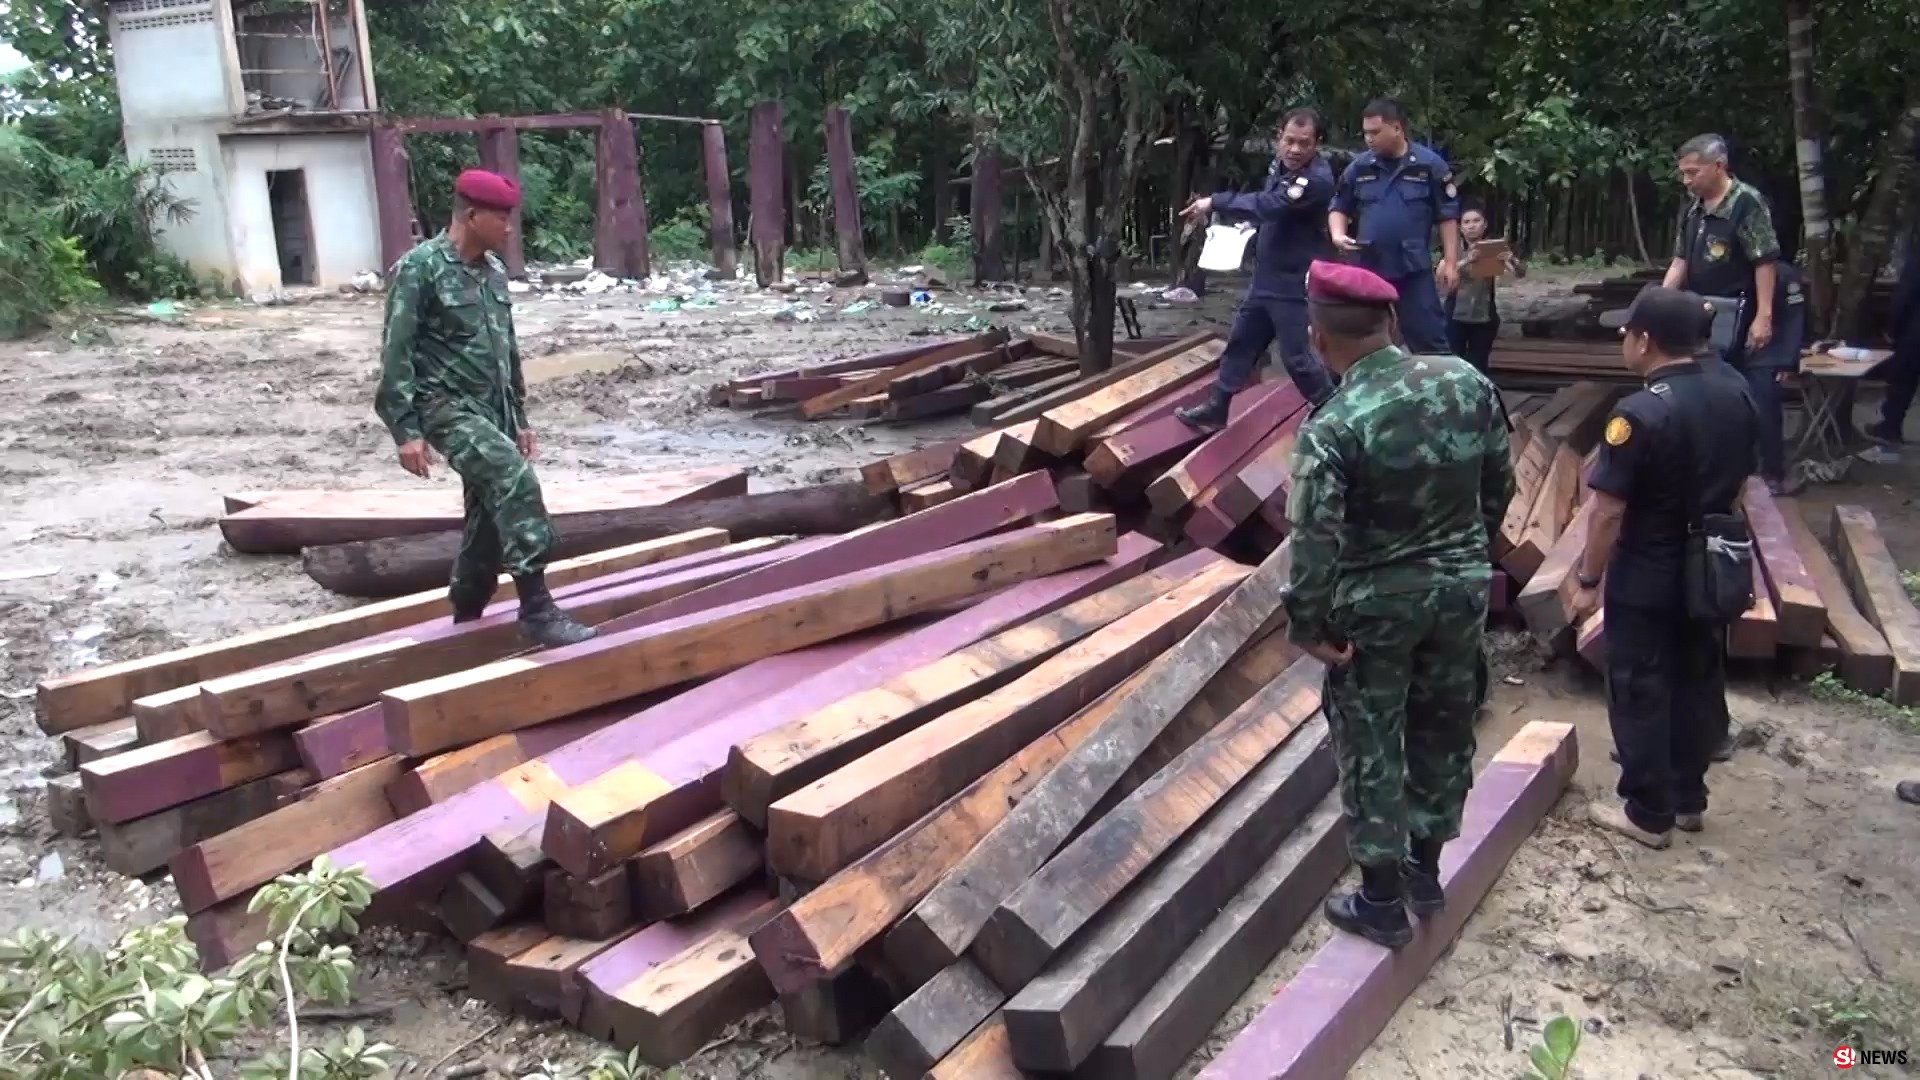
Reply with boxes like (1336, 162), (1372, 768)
(449, 578), (498, 624)
(1324, 861), (1413, 948)
(513, 570), (596, 647)
(1402, 836), (1445, 917)
(1174, 387), (1231, 432)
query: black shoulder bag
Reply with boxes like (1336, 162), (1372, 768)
(1678, 400), (1755, 622)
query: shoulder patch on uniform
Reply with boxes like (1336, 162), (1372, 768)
(1604, 415), (1633, 447)
(1649, 381), (1673, 397)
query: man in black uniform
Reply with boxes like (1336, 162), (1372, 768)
(1661, 133), (1792, 494)
(1570, 286), (1758, 849)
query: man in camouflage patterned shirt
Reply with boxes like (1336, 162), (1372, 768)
(1285, 260), (1514, 948)
(374, 168), (595, 648)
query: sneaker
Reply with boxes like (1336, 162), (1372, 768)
(1587, 801), (1672, 849)
(1675, 812), (1704, 833)
(1323, 889), (1413, 948)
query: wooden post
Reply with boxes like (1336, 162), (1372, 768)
(476, 125), (525, 278)
(594, 110), (650, 280)
(700, 122), (737, 276)
(824, 106), (867, 284)
(972, 137), (1005, 283)
(749, 101), (786, 287)
(369, 123), (414, 272)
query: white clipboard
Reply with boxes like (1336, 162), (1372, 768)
(1198, 223), (1257, 272)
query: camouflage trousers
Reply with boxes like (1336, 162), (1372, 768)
(1323, 580), (1489, 867)
(422, 400), (553, 594)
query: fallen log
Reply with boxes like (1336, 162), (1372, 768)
(301, 482), (894, 598)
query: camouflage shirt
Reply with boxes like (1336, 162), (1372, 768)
(1284, 345), (1515, 645)
(374, 232), (526, 444)
(1671, 179), (1781, 263)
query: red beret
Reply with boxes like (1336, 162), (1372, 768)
(455, 168), (521, 211)
(1307, 260), (1398, 306)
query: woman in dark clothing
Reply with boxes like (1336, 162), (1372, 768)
(1446, 206), (1525, 374)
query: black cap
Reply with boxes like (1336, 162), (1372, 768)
(1601, 286), (1713, 354)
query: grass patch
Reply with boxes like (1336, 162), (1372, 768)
(1809, 672), (1920, 735)
(1807, 980), (1916, 1052)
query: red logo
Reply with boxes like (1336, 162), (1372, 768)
(1836, 1046), (1857, 1068)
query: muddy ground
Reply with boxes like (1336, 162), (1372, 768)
(1, 264), (1916, 1079)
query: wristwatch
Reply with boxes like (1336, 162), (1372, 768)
(1576, 571), (1602, 589)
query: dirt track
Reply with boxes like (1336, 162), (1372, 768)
(0, 268), (1915, 1079)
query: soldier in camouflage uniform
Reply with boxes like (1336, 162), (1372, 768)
(374, 168), (594, 648)
(1285, 260), (1514, 948)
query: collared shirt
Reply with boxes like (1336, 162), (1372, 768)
(1211, 154), (1336, 300)
(1331, 142), (1462, 280)
(1283, 345), (1514, 646)
(1673, 179), (1780, 300)
(374, 232), (525, 444)
(1585, 356), (1759, 608)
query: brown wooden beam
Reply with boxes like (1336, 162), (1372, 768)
(476, 125), (525, 277)
(749, 101), (786, 287)
(700, 122), (738, 276)
(824, 105), (866, 282)
(594, 110), (649, 280)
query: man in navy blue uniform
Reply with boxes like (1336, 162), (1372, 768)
(1175, 107), (1339, 430)
(1328, 98), (1462, 355)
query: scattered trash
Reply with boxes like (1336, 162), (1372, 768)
(349, 270), (383, 293)
(841, 299), (880, 315)
(507, 281), (532, 294)
(683, 293), (719, 309)
(897, 264), (926, 274)
(0, 567), (59, 583)
(578, 271), (621, 295)
(1502, 675), (1525, 686)
(0, 800), (16, 828)
(910, 290), (934, 306)
(645, 298), (683, 313)
(36, 853), (64, 885)
(248, 290), (288, 306)
(144, 300), (182, 320)
(987, 299), (1029, 313)
(1163, 286), (1200, 303)
(772, 303), (818, 324)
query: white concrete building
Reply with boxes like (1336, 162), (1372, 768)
(108, 0), (384, 293)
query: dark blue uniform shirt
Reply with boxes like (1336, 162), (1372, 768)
(1211, 154), (1336, 301)
(1332, 142), (1461, 280)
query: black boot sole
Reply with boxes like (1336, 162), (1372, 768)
(1324, 896), (1413, 948)
(1407, 894), (1445, 918)
(519, 621), (597, 648)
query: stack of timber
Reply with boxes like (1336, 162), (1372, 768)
(704, 330), (1182, 422)
(41, 451), (1584, 1074)
(1489, 339), (1638, 387)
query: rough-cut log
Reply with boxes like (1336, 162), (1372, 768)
(1183, 419), (1304, 549)
(171, 757), (404, 914)
(1084, 798), (1345, 1080)
(291, 705), (388, 779)
(1777, 497), (1892, 692)
(1496, 432), (1554, 560)
(979, 658), (1325, 994)
(699, 122), (737, 275)
(1145, 385), (1306, 517)
(1211, 399), (1311, 524)
(1830, 505), (1920, 703)
(301, 483), (894, 598)
(505, 930), (633, 1021)
(386, 708), (629, 815)
(1507, 443), (1579, 582)
(951, 424), (1028, 488)
(592, 472), (1059, 638)
(1193, 722), (1578, 1080)
(218, 471), (742, 554)
(544, 865), (635, 940)
(1729, 557), (1779, 659)
(888, 544), (1293, 979)
(34, 530), (729, 735)
(325, 633), (915, 905)
(597, 896), (788, 1064)
(900, 479), (960, 512)
(765, 560), (1247, 881)
(46, 775), (91, 837)
(1001, 719), (1337, 1071)
(630, 811), (762, 920)
(82, 730), (300, 824)
(1031, 342), (1227, 455)
(801, 331), (1009, 419)
(384, 515), (1118, 757)
(202, 540), (812, 737)
(132, 687), (200, 744)
(988, 334), (1219, 427)
(862, 439), (964, 495)
(866, 959), (1005, 1078)
(593, 110), (649, 280)
(747, 664), (1157, 995)
(573, 887), (772, 1039)
(723, 535), (1170, 828)
(537, 535), (1128, 881)
(95, 774), (287, 876)
(1517, 497), (1594, 646)
(1743, 478), (1825, 646)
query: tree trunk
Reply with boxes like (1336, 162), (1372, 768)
(1835, 92), (1920, 341)
(972, 135), (1006, 283)
(1167, 109), (1210, 294)
(1787, 0), (1836, 326)
(1623, 168), (1653, 266)
(928, 142), (952, 244)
